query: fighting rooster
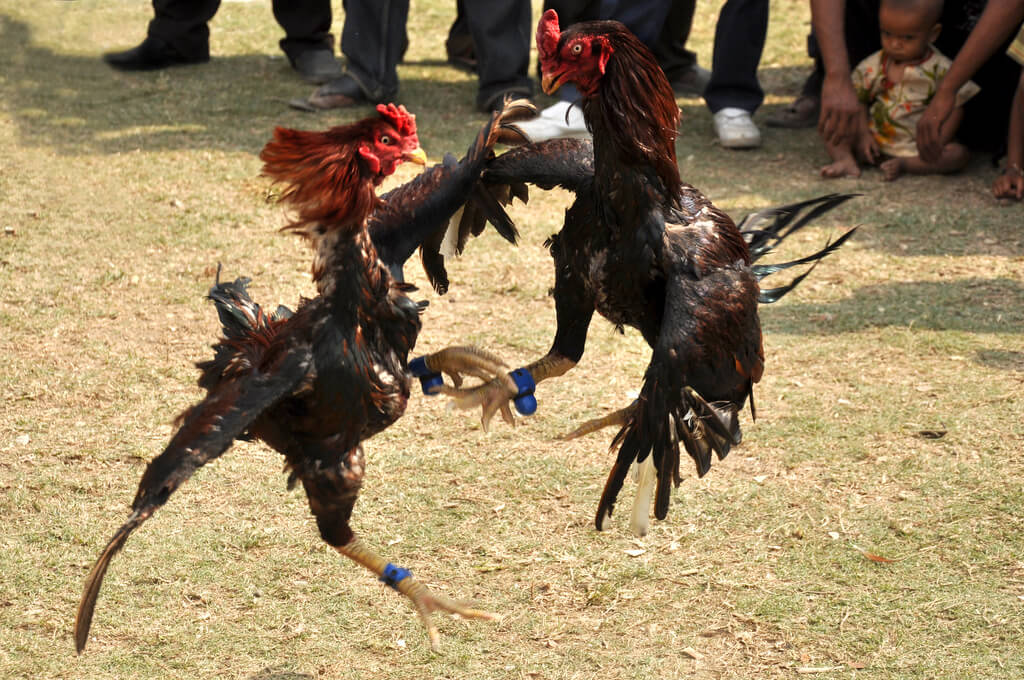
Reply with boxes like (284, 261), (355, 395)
(441, 11), (855, 536)
(74, 104), (510, 654)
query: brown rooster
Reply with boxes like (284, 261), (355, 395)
(440, 11), (855, 536)
(74, 104), (511, 654)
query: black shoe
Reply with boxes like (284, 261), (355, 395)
(103, 36), (207, 72)
(289, 48), (341, 84)
(764, 94), (820, 129)
(669, 64), (710, 96)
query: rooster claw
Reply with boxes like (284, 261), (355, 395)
(397, 576), (500, 652)
(560, 402), (637, 441)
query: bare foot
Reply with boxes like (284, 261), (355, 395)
(881, 158), (904, 181)
(820, 158), (861, 178)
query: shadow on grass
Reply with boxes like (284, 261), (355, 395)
(1, 16), (480, 157)
(974, 349), (1024, 372)
(764, 277), (1024, 336)
(249, 669), (313, 680)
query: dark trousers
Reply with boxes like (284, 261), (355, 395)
(339, 0), (410, 101)
(704, 0), (769, 114)
(451, 0), (534, 109)
(542, 0), (674, 45)
(342, 0), (531, 107)
(652, 0), (700, 81)
(147, 0), (333, 62)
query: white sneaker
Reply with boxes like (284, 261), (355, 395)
(713, 107), (761, 149)
(507, 100), (590, 143)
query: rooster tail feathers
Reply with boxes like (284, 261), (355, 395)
(755, 227), (857, 304)
(207, 269), (262, 339)
(597, 379), (742, 529)
(76, 351), (309, 653)
(74, 509), (152, 653)
(740, 193), (857, 262)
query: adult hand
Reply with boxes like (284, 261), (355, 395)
(818, 74), (862, 146)
(917, 88), (956, 163)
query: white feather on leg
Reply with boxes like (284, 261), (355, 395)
(439, 210), (462, 258)
(630, 455), (657, 537)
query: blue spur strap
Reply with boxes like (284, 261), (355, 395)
(408, 356), (444, 395)
(379, 563), (412, 590)
(509, 367), (537, 415)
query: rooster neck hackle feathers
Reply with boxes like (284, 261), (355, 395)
(261, 124), (384, 242)
(540, 11), (681, 203)
(583, 23), (681, 204)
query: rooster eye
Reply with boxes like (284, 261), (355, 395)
(380, 135), (392, 145)
(571, 43), (583, 55)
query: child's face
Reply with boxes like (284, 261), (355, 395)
(879, 5), (941, 63)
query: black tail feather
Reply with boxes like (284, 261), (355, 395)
(74, 510), (151, 654)
(596, 384), (741, 530)
(755, 227), (857, 303)
(740, 193), (857, 262)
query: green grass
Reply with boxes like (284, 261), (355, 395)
(2, 1), (1023, 678)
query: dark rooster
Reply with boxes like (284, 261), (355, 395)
(441, 11), (856, 536)
(74, 104), (510, 654)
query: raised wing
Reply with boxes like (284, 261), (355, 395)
(368, 100), (533, 292)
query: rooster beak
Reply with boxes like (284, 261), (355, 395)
(404, 147), (428, 165)
(540, 71), (561, 95)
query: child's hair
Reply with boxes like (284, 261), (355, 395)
(880, 0), (943, 26)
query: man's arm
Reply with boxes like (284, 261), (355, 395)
(811, 0), (863, 146)
(917, 1), (1024, 162)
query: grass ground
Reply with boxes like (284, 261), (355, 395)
(1, 1), (1022, 678)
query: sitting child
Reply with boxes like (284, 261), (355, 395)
(821, 0), (980, 180)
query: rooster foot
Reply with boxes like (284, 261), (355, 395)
(394, 571), (500, 652)
(336, 538), (499, 652)
(440, 375), (521, 432)
(413, 346), (514, 393)
(561, 401), (637, 440)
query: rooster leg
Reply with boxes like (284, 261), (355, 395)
(560, 402), (637, 440)
(440, 353), (577, 431)
(421, 346), (515, 391)
(335, 537), (499, 652)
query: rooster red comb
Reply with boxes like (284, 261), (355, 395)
(376, 103), (416, 137)
(537, 9), (561, 63)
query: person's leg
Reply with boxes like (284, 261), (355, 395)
(820, 138), (862, 178)
(104, 0), (218, 70)
(146, 0), (219, 59)
(340, 0), (409, 100)
(603, 0), (672, 47)
(273, 0), (339, 83)
(705, 0), (768, 148)
(881, 144), (970, 181)
(461, 0), (534, 111)
(297, 0), (409, 109)
(704, 0), (768, 115)
(652, 0), (709, 95)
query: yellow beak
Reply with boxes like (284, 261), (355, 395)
(541, 70), (565, 95)
(404, 146), (428, 165)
